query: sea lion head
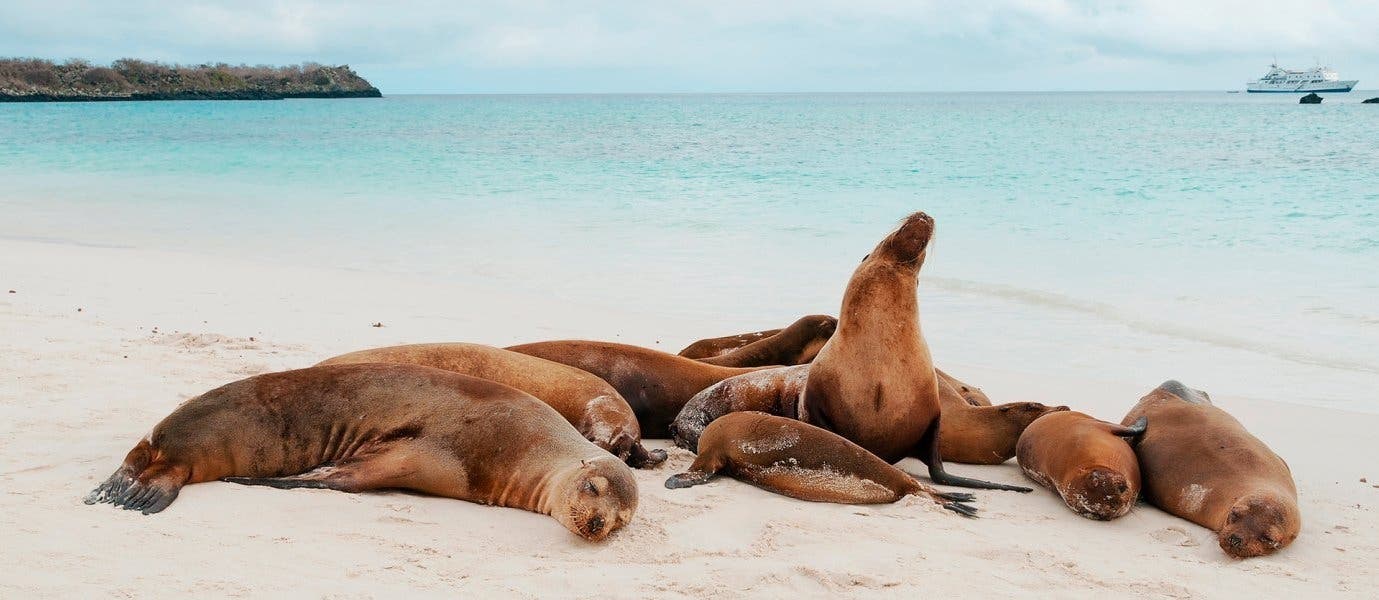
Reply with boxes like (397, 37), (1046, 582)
(1068, 466), (1137, 521)
(555, 457), (639, 542)
(1218, 492), (1299, 558)
(999, 402), (1070, 428)
(869, 211), (935, 268)
(795, 315), (838, 363)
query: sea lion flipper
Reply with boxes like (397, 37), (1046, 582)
(627, 444), (669, 468)
(664, 471), (716, 489)
(222, 454), (406, 493)
(916, 417), (1033, 493)
(942, 501), (980, 518)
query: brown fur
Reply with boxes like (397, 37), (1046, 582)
(317, 343), (665, 468)
(678, 328), (783, 359)
(801, 212), (940, 462)
(936, 368), (993, 407)
(1016, 411), (1142, 520)
(505, 340), (765, 438)
(672, 363), (1062, 464)
(670, 364), (809, 450)
(85, 363), (638, 541)
(665, 412), (975, 515)
(1123, 381), (1300, 558)
(691, 315), (837, 367)
(935, 371), (1068, 464)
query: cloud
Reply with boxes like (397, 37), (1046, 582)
(1, 1), (1376, 91)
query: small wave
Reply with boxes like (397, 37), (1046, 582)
(927, 276), (1379, 376)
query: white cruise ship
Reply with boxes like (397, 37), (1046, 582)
(1247, 63), (1357, 93)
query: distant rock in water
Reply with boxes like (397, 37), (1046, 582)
(1299, 93), (1323, 104)
(1363, 97), (1379, 104)
(0, 58), (381, 102)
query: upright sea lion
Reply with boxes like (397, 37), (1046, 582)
(1016, 411), (1145, 520)
(690, 315), (837, 367)
(84, 364), (639, 542)
(317, 343), (666, 468)
(670, 363), (1063, 464)
(505, 340), (765, 437)
(1123, 381), (1300, 558)
(666, 412), (977, 516)
(800, 212), (1027, 491)
(678, 328), (784, 360)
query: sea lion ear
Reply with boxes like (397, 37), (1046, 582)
(998, 405), (1013, 412)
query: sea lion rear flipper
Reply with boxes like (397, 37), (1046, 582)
(915, 417), (1033, 493)
(85, 440), (189, 515)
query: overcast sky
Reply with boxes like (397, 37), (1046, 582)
(2, 1), (1376, 93)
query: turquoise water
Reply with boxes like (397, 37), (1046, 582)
(2, 93), (1377, 410)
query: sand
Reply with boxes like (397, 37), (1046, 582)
(2, 236), (1376, 598)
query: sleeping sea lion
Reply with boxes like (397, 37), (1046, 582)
(1123, 381), (1300, 558)
(1016, 410), (1145, 520)
(665, 412), (977, 515)
(317, 342), (666, 468)
(85, 363), (639, 541)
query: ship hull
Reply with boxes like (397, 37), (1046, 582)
(1247, 81), (1358, 93)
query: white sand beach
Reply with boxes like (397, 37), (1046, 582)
(2, 236), (1376, 598)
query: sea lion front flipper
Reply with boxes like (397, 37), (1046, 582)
(223, 445), (427, 493)
(664, 451), (726, 489)
(914, 416), (1033, 493)
(627, 443), (669, 469)
(664, 471), (717, 489)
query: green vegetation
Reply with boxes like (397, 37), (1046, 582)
(0, 58), (381, 101)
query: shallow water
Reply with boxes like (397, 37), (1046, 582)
(2, 92), (1376, 410)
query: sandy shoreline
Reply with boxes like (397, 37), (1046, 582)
(2, 237), (1376, 598)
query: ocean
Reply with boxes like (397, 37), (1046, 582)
(2, 92), (1376, 411)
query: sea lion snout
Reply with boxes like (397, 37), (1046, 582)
(560, 459), (639, 541)
(1217, 495), (1298, 558)
(873, 211), (935, 265)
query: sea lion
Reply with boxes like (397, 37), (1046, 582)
(505, 340), (765, 438)
(1016, 411), (1145, 520)
(1123, 381), (1300, 558)
(800, 212), (1027, 491)
(84, 363), (638, 542)
(935, 373), (1067, 464)
(690, 315), (837, 367)
(670, 363), (1063, 464)
(665, 411), (977, 516)
(678, 328), (783, 359)
(316, 343), (666, 468)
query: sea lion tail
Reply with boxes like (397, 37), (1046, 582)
(84, 439), (185, 515)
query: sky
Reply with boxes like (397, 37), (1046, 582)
(2, 1), (1377, 93)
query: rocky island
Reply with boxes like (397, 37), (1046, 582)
(0, 58), (381, 102)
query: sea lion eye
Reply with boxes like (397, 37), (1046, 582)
(582, 480), (599, 495)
